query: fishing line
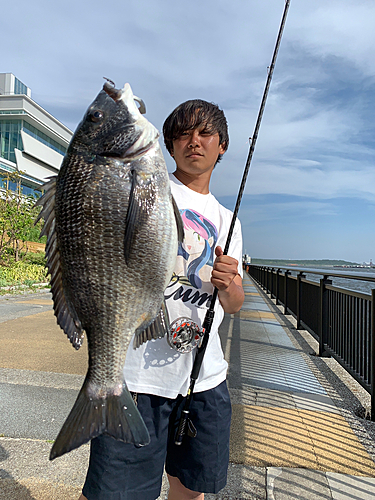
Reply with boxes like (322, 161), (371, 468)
(174, 0), (291, 445)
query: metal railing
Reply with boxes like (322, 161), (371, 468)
(245, 264), (375, 420)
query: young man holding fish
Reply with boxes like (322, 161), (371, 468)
(80, 99), (244, 500)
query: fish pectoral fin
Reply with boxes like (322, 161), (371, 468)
(133, 300), (170, 349)
(124, 169), (156, 264)
(172, 195), (184, 244)
(36, 176), (84, 349)
(50, 382), (150, 460)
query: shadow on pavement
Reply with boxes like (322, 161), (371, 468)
(0, 443), (37, 500)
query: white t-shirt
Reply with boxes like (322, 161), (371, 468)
(124, 173), (243, 398)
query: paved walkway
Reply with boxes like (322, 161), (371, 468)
(219, 273), (375, 499)
(0, 274), (374, 499)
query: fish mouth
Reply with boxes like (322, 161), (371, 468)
(103, 78), (146, 114)
(102, 79), (159, 160)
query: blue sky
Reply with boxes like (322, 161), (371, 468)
(3, 0), (375, 263)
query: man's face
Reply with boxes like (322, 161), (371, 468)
(171, 124), (226, 177)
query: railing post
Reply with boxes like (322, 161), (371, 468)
(268, 267), (271, 294)
(284, 270), (290, 314)
(275, 268), (280, 305)
(270, 268), (275, 298)
(297, 271), (306, 329)
(371, 289), (375, 421)
(319, 275), (332, 357)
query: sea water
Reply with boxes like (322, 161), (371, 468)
(284, 267), (375, 296)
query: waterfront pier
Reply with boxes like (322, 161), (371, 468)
(0, 272), (375, 499)
(247, 264), (375, 421)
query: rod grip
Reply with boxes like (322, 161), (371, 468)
(175, 410), (189, 445)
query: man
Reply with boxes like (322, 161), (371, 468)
(80, 99), (244, 500)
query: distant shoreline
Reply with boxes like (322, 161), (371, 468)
(249, 259), (374, 268)
(333, 265), (375, 269)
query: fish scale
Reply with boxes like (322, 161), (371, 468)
(35, 81), (183, 460)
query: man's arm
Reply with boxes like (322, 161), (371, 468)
(211, 246), (245, 314)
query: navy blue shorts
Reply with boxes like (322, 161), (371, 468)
(82, 380), (232, 500)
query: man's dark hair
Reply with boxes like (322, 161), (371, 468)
(162, 99), (229, 164)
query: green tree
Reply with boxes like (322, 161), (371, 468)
(0, 171), (44, 263)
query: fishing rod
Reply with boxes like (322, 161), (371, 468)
(174, 0), (291, 445)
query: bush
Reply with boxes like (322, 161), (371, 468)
(0, 261), (48, 286)
(24, 251), (46, 266)
(23, 227), (47, 243)
(0, 170), (45, 263)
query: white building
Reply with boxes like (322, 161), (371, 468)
(0, 73), (72, 196)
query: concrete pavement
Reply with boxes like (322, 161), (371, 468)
(0, 276), (374, 499)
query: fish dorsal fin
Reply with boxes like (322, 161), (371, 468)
(35, 177), (84, 350)
(124, 169), (155, 264)
(133, 301), (170, 349)
(172, 195), (184, 244)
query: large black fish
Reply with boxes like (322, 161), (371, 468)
(36, 81), (183, 460)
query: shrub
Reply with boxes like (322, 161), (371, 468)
(0, 261), (48, 286)
(0, 170), (45, 263)
(24, 251), (46, 266)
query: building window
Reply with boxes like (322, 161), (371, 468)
(22, 122), (67, 155)
(0, 171), (42, 197)
(0, 110), (27, 115)
(14, 78), (28, 96)
(0, 119), (67, 163)
(0, 120), (23, 163)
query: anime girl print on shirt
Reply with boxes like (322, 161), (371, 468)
(165, 209), (218, 309)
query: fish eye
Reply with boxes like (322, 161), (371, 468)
(90, 110), (104, 123)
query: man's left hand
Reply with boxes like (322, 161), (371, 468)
(211, 246), (239, 291)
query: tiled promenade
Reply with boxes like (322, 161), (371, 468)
(219, 273), (375, 499)
(0, 273), (374, 499)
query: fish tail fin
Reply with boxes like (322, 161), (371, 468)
(49, 383), (150, 460)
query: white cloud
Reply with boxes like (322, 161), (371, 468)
(239, 199), (339, 225)
(289, 1), (375, 77)
(3, 0), (375, 261)
(241, 163), (375, 200)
